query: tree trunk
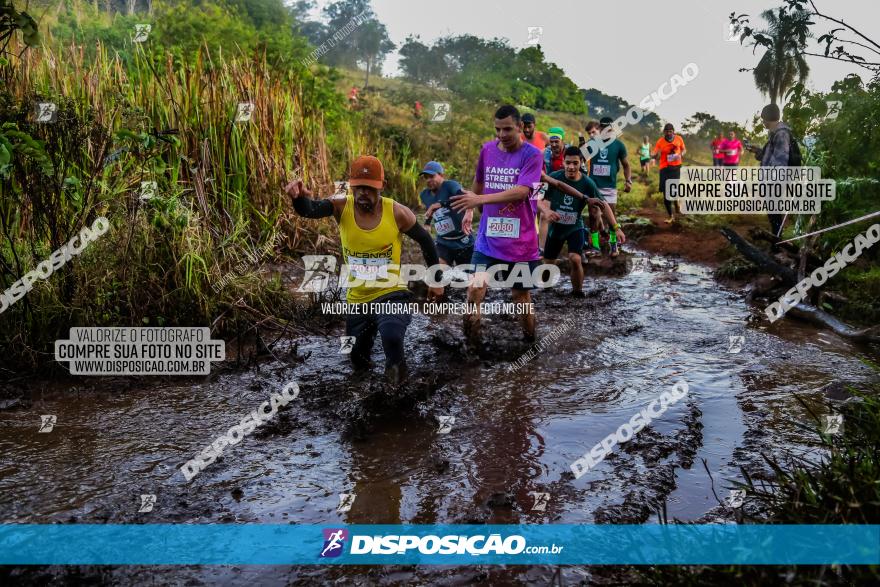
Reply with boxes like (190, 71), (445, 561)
(363, 56), (371, 88)
(720, 227), (798, 285)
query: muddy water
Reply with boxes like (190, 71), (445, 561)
(1, 249), (878, 584)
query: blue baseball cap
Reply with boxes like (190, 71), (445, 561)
(420, 161), (444, 176)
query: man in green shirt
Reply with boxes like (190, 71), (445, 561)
(585, 118), (632, 257)
(539, 146), (625, 296)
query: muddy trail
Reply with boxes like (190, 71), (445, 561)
(2, 246), (879, 585)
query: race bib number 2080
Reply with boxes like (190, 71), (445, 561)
(486, 217), (520, 239)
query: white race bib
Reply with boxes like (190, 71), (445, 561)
(486, 217), (520, 239)
(592, 164), (611, 176)
(667, 153), (680, 163)
(556, 210), (578, 225)
(433, 209), (455, 236)
(347, 256), (389, 280)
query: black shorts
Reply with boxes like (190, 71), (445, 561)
(344, 291), (413, 368)
(544, 228), (586, 259)
(659, 166), (681, 195)
(713, 158), (724, 166)
(436, 242), (474, 266)
(470, 250), (542, 291)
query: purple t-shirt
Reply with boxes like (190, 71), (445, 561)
(474, 140), (543, 262)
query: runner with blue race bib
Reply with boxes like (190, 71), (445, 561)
(419, 161), (474, 267)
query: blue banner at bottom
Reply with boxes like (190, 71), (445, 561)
(0, 524), (877, 565)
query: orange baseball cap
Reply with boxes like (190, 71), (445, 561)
(349, 155), (385, 190)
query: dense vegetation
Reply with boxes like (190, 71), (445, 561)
(399, 35), (587, 114)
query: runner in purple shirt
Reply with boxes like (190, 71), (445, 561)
(451, 104), (547, 348)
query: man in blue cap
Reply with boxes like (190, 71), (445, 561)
(419, 161), (474, 267)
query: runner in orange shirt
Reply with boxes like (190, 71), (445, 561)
(652, 123), (686, 223)
(520, 113), (548, 150)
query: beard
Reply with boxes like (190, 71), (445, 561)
(356, 198), (375, 212)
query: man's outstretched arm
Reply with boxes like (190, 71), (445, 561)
(284, 179), (343, 220)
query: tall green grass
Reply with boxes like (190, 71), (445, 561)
(0, 28), (373, 372)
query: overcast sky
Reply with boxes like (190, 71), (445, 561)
(308, 0), (877, 126)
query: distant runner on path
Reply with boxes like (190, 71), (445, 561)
(711, 133), (724, 167)
(652, 123), (686, 224)
(586, 117), (631, 257)
(521, 113), (549, 151)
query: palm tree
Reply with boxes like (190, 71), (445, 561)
(751, 7), (811, 105)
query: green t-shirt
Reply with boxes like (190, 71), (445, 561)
(638, 143), (651, 159)
(589, 138), (628, 189)
(545, 169), (601, 240)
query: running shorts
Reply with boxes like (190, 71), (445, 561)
(436, 242), (474, 266)
(543, 228), (586, 259)
(598, 187), (618, 204)
(469, 250), (542, 291)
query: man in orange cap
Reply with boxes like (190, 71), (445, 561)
(285, 155), (443, 383)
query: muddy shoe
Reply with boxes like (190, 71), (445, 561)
(571, 290), (586, 298)
(384, 363), (408, 387)
(582, 247), (602, 263)
(463, 317), (482, 353)
(610, 243), (620, 257)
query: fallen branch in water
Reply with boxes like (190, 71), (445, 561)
(722, 227), (880, 342)
(786, 303), (880, 343)
(721, 227), (798, 285)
